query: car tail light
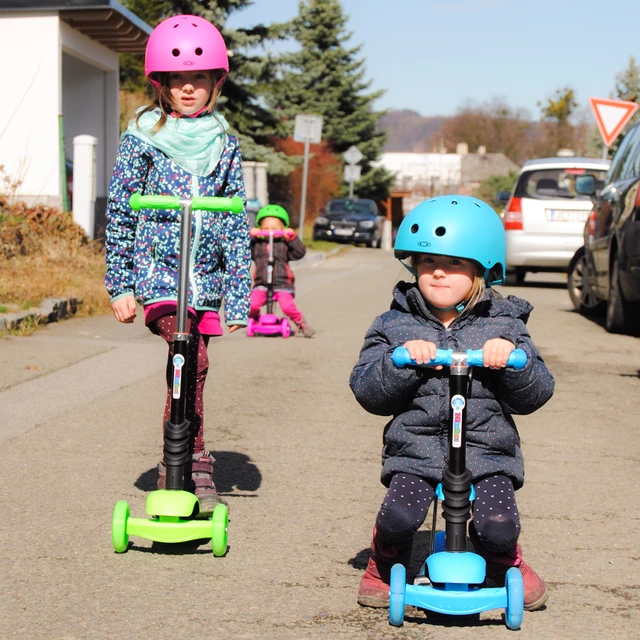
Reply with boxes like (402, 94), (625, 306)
(504, 197), (523, 231)
(588, 208), (596, 237)
(635, 183), (640, 209)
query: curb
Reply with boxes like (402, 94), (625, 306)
(296, 246), (344, 267)
(0, 297), (83, 332)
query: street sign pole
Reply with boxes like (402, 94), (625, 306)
(299, 137), (311, 238)
(294, 114), (323, 239)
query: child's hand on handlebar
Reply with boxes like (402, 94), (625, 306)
(112, 295), (137, 323)
(482, 338), (516, 369)
(284, 229), (297, 241)
(402, 340), (443, 370)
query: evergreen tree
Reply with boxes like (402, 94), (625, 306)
(120, 0), (292, 173)
(269, 0), (392, 201)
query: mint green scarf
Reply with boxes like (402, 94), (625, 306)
(124, 108), (229, 177)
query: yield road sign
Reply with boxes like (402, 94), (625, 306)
(589, 97), (639, 147)
(343, 145), (363, 165)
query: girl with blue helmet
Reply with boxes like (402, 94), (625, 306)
(350, 195), (554, 612)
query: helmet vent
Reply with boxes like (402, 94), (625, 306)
(435, 226), (446, 236)
(474, 201), (481, 208)
(172, 48), (180, 57)
(410, 224), (419, 234)
(195, 48), (203, 56)
(451, 200), (457, 205)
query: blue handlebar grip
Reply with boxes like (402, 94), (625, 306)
(391, 347), (453, 368)
(466, 348), (527, 370)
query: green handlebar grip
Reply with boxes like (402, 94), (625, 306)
(129, 193), (244, 213)
(192, 195), (244, 213)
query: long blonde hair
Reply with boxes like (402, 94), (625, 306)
(135, 70), (225, 133)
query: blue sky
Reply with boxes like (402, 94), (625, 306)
(227, 0), (640, 121)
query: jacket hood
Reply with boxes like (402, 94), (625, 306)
(391, 281), (533, 324)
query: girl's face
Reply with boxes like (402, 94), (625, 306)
(415, 254), (476, 312)
(259, 217), (285, 231)
(169, 71), (214, 115)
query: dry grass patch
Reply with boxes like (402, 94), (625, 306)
(0, 199), (110, 317)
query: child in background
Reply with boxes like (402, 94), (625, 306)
(104, 15), (251, 515)
(350, 195), (554, 611)
(250, 205), (315, 337)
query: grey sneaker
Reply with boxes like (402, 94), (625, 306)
(191, 452), (228, 517)
(296, 319), (315, 338)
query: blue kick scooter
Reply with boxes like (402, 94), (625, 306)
(388, 347), (527, 630)
(112, 193), (243, 555)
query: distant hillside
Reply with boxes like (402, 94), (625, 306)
(378, 109), (445, 152)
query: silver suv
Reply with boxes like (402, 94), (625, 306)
(498, 157), (610, 285)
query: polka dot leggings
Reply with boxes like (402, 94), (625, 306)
(375, 473), (521, 554)
(148, 313), (210, 454)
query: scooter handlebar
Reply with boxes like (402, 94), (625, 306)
(391, 347), (527, 370)
(129, 193), (244, 213)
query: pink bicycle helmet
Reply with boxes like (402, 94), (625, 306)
(145, 15), (229, 87)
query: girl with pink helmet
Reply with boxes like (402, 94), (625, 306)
(105, 15), (251, 515)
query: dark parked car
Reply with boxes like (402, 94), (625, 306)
(312, 198), (384, 248)
(568, 121), (640, 334)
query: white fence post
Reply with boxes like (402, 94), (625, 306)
(72, 135), (98, 239)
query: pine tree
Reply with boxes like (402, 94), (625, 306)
(269, 0), (392, 201)
(119, 0), (292, 173)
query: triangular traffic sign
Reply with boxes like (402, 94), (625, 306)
(589, 97), (639, 147)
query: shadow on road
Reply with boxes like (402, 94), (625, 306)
(134, 450), (262, 496)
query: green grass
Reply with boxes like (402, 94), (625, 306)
(301, 223), (349, 254)
(0, 305), (7, 313)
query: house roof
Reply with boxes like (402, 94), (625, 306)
(0, 0), (152, 53)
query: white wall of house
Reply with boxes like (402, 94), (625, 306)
(0, 14), (61, 205)
(0, 12), (118, 218)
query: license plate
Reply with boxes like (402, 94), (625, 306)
(545, 209), (588, 222)
(333, 228), (353, 236)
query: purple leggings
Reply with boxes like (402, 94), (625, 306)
(249, 288), (302, 325)
(375, 473), (521, 554)
(148, 313), (210, 454)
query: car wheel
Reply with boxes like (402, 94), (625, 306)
(605, 258), (640, 334)
(504, 267), (526, 286)
(567, 248), (605, 315)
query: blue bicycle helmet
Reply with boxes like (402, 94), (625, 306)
(394, 195), (506, 285)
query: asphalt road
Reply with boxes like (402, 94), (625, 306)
(1, 248), (639, 640)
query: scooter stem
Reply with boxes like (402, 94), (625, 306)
(442, 356), (472, 552)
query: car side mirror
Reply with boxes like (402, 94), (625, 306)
(496, 191), (511, 204)
(575, 174), (596, 196)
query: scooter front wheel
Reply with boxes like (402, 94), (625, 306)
(246, 318), (255, 337)
(112, 500), (130, 553)
(211, 503), (229, 557)
(505, 567), (524, 630)
(389, 563), (406, 626)
(281, 319), (291, 338)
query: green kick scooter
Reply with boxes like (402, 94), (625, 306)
(112, 193), (244, 555)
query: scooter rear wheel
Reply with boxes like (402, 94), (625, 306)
(281, 319), (291, 338)
(246, 318), (255, 337)
(211, 504), (229, 557)
(505, 567), (524, 630)
(389, 563), (406, 626)
(112, 500), (130, 553)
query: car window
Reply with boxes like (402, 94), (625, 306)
(607, 125), (640, 183)
(631, 141), (640, 178)
(617, 124), (640, 180)
(327, 199), (376, 214)
(514, 168), (609, 200)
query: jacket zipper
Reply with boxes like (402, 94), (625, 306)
(190, 175), (201, 307)
(146, 236), (159, 279)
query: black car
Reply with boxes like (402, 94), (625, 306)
(312, 198), (383, 248)
(568, 121), (640, 334)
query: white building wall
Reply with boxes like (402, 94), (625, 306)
(374, 152), (463, 212)
(0, 14), (61, 204)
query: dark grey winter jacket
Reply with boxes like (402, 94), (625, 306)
(349, 282), (555, 490)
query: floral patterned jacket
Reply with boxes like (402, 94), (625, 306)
(104, 133), (251, 326)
